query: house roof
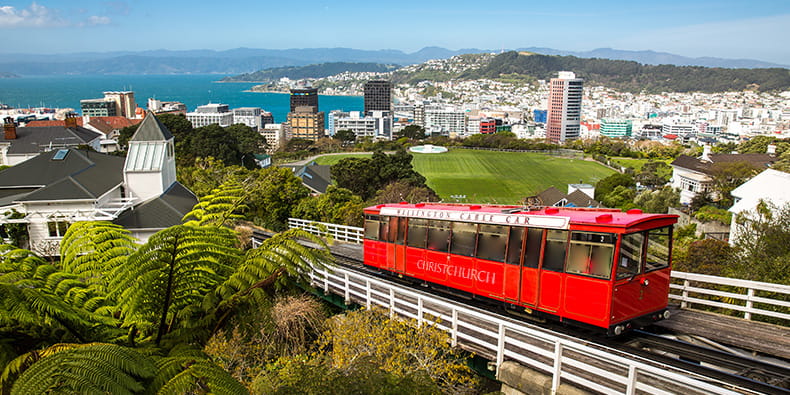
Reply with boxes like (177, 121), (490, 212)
(130, 112), (173, 142)
(729, 169), (790, 214)
(0, 126), (102, 155)
(565, 189), (601, 208)
(0, 149), (124, 202)
(26, 117), (140, 131)
(671, 153), (775, 175)
(536, 187), (567, 206)
(113, 182), (197, 229)
(281, 162), (332, 194)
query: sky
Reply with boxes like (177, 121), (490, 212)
(1, 0), (789, 64)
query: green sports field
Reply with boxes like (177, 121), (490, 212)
(313, 149), (615, 204)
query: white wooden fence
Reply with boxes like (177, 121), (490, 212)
(289, 219), (790, 325)
(308, 263), (748, 395)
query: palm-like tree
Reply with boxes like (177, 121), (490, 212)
(0, 181), (332, 394)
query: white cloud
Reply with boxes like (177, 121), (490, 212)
(86, 15), (111, 25)
(0, 3), (112, 28)
(0, 2), (65, 28)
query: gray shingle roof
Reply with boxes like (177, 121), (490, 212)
(113, 182), (197, 229)
(130, 112), (173, 142)
(0, 149), (124, 202)
(671, 153), (775, 175)
(0, 126), (102, 155)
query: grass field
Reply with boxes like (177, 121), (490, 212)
(312, 149), (615, 204)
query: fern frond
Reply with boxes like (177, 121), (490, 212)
(183, 180), (248, 228)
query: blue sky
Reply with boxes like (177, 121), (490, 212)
(1, 0), (789, 64)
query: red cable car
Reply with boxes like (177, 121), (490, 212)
(363, 203), (678, 335)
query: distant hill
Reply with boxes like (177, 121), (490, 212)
(221, 62), (400, 82)
(0, 72), (19, 78)
(0, 46), (784, 76)
(461, 52), (790, 93)
(519, 47), (788, 69)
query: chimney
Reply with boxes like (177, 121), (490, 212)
(701, 145), (712, 162)
(767, 144), (777, 155)
(3, 117), (16, 140)
(64, 113), (78, 129)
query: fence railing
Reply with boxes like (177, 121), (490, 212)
(288, 218), (364, 243)
(308, 263), (744, 395)
(670, 271), (790, 323)
(289, 219), (790, 325)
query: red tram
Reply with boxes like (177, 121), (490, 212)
(363, 202), (678, 335)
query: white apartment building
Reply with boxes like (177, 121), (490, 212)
(232, 107), (263, 130)
(260, 123), (286, 153)
(186, 103), (233, 128)
(333, 111), (392, 140)
(423, 107), (466, 137)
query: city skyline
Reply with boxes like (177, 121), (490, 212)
(0, 0), (788, 65)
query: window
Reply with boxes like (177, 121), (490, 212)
(523, 228), (544, 268)
(505, 227), (525, 265)
(450, 222), (477, 257)
(426, 220), (451, 252)
(646, 227), (672, 271)
(395, 217), (408, 245)
(617, 232), (644, 279)
(364, 215), (380, 240)
(542, 230), (568, 272)
(47, 220), (69, 238)
(476, 224), (507, 262)
(566, 232), (616, 279)
(379, 216), (390, 241)
(407, 218), (428, 249)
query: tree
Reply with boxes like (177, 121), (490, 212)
(635, 161), (671, 188)
(672, 238), (733, 276)
(708, 161), (760, 206)
(396, 125), (426, 140)
(292, 186), (366, 227)
(373, 181), (440, 205)
(333, 149), (432, 201)
(180, 124), (242, 167)
(632, 186), (679, 213)
(729, 201), (790, 284)
(333, 129), (357, 146)
(595, 173), (635, 201)
(226, 124), (268, 168)
(284, 138), (314, 153)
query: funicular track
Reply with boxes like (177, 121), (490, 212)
(252, 230), (790, 394)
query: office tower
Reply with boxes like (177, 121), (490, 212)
(546, 71), (583, 143)
(364, 80), (392, 115)
(286, 106), (325, 141)
(103, 91), (136, 118)
(289, 87), (318, 112)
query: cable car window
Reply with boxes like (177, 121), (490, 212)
(407, 218), (428, 249)
(364, 215), (380, 240)
(386, 217), (404, 244)
(505, 227), (525, 265)
(566, 232), (615, 279)
(379, 216), (390, 241)
(542, 230), (568, 272)
(396, 217), (408, 245)
(477, 224), (507, 262)
(426, 220), (451, 252)
(617, 232), (644, 279)
(450, 222), (477, 257)
(524, 228), (544, 268)
(646, 226), (672, 271)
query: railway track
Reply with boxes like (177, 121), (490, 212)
(253, 230), (790, 394)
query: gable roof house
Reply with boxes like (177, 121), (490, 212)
(280, 161), (332, 194)
(670, 146), (775, 204)
(1, 116), (104, 166)
(0, 112), (197, 254)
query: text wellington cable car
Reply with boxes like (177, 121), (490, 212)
(362, 203), (678, 335)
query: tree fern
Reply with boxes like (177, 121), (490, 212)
(60, 221), (138, 294)
(183, 180), (248, 228)
(110, 225), (242, 345)
(6, 343), (155, 395)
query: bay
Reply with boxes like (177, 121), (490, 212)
(0, 74), (363, 125)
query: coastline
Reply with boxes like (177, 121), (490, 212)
(243, 88), (360, 97)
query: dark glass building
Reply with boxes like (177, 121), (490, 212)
(363, 80), (392, 115)
(289, 87), (319, 112)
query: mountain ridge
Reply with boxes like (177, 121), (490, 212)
(0, 46), (785, 75)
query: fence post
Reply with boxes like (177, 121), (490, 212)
(343, 273), (350, 304)
(745, 288), (755, 320)
(552, 342), (563, 394)
(417, 297), (423, 327)
(452, 309), (458, 346)
(366, 279), (371, 309)
(681, 279), (690, 309)
(496, 323), (506, 370)
(389, 288), (395, 319)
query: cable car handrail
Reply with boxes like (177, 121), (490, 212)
(288, 218), (790, 324)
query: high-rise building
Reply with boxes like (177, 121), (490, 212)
(103, 91), (136, 118)
(546, 71), (583, 143)
(364, 80), (392, 115)
(286, 106), (325, 141)
(289, 87), (318, 112)
(81, 99), (118, 117)
(233, 107), (263, 130)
